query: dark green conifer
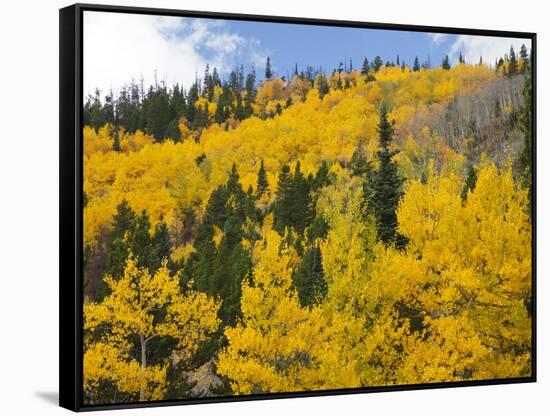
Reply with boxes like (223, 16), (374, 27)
(273, 164), (293, 234)
(413, 56), (421, 72)
(265, 56), (272, 80)
(461, 165), (478, 202)
(361, 57), (369, 75)
(365, 107), (407, 248)
(256, 159), (269, 198)
(442, 55), (451, 70)
(293, 244), (326, 306)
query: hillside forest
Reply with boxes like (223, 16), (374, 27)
(82, 45), (533, 404)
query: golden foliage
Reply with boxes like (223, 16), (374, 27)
(83, 257), (220, 402)
(83, 62), (531, 396)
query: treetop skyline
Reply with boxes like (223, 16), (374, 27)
(84, 11), (531, 98)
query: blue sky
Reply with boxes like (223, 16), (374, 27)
(220, 20), (451, 77)
(83, 11), (530, 97)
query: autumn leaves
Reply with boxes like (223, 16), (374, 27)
(82, 61), (532, 403)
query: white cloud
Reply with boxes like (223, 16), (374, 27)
(428, 33), (449, 45)
(447, 34), (531, 66)
(83, 11), (267, 98)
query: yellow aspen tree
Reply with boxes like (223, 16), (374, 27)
(368, 163), (531, 384)
(317, 174), (407, 387)
(217, 226), (357, 394)
(83, 257), (220, 403)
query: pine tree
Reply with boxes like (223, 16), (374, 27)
(112, 129), (121, 151)
(290, 161), (314, 234)
(311, 160), (330, 191)
(350, 140), (372, 177)
(104, 200), (136, 282)
(413, 56), (421, 72)
(145, 86), (171, 141)
(293, 243), (326, 306)
(256, 159), (269, 198)
(128, 210), (155, 271)
(442, 55), (451, 70)
(365, 107), (406, 247)
(459, 52), (465, 64)
(519, 44), (529, 72)
(265, 56), (272, 80)
(315, 73), (330, 98)
(508, 46), (518, 76)
(373, 56), (383, 72)
(152, 216), (172, 272)
(273, 164), (293, 234)
(461, 165), (478, 201)
(214, 85), (232, 124)
(227, 163), (240, 195)
(361, 57), (369, 75)
(203, 64), (212, 99)
(210, 216), (251, 325)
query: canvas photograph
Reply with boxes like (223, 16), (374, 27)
(78, 8), (533, 407)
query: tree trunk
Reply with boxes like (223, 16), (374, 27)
(139, 334), (147, 401)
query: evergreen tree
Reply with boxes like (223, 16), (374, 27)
(361, 57), (369, 75)
(293, 243), (326, 306)
(103, 89), (116, 125)
(256, 159), (269, 198)
(519, 44), (529, 72)
(350, 140), (372, 177)
(104, 200), (136, 280)
(151, 216), (172, 272)
(508, 46), (518, 76)
(204, 186), (230, 228)
(112, 129), (121, 152)
(290, 161), (314, 234)
(227, 163), (241, 196)
(459, 52), (465, 64)
(145, 87), (171, 140)
(461, 165), (478, 202)
(243, 69), (256, 118)
(315, 73), (330, 98)
(185, 81), (200, 125)
(265, 56), (272, 80)
(83, 89), (107, 129)
(273, 164), (293, 234)
(413, 56), (421, 72)
(442, 55), (451, 70)
(311, 160), (330, 191)
(210, 216), (251, 325)
(372, 56), (383, 72)
(214, 85), (233, 124)
(128, 210), (156, 271)
(365, 107), (406, 248)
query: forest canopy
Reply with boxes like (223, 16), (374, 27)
(82, 45), (533, 404)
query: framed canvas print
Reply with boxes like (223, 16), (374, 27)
(59, 3), (536, 411)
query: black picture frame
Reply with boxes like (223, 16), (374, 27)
(60, 3), (537, 412)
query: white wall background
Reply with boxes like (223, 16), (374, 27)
(0, 0), (546, 413)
